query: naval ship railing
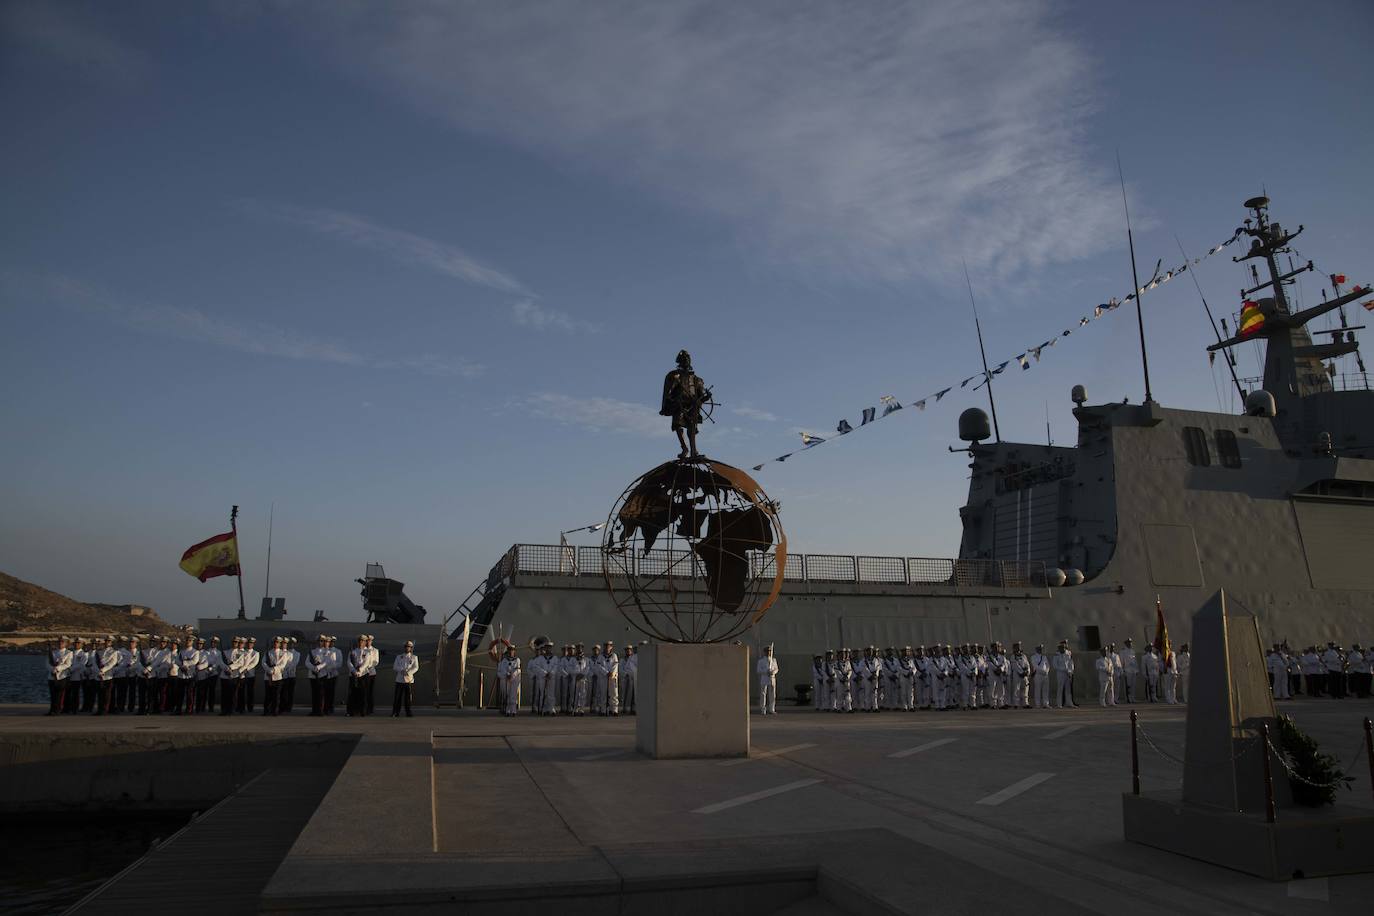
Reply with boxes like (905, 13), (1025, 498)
(499, 544), (1045, 589)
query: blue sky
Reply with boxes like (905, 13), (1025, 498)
(3, 1), (1371, 626)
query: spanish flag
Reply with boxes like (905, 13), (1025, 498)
(179, 531), (240, 582)
(1238, 300), (1265, 337)
(1153, 596), (1173, 670)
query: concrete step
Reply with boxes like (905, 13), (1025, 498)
(65, 767), (340, 915)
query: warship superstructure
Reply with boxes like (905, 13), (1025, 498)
(442, 197), (1373, 700)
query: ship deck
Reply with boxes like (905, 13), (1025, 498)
(3, 699), (1371, 914)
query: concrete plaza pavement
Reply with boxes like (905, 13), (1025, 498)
(3, 697), (1371, 914)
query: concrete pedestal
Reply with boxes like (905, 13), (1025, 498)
(636, 643), (749, 759)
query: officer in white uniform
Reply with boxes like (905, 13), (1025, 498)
(364, 635), (381, 714)
(176, 637), (199, 715)
(392, 641), (419, 717)
(899, 647), (918, 711)
(500, 645), (521, 716)
(97, 635), (121, 715)
(1323, 643), (1347, 698)
(1095, 648), (1116, 707)
(46, 637), (73, 715)
(956, 647), (977, 710)
(1350, 644), (1370, 698)
(1052, 642), (1076, 708)
(556, 645), (573, 714)
(810, 654), (827, 711)
(620, 645), (637, 715)
(881, 647), (901, 710)
(193, 638), (214, 712)
(218, 637), (240, 716)
(307, 635), (330, 715)
(239, 637), (260, 713)
(756, 644), (779, 715)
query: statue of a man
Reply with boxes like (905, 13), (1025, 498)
(660, 349), (708, 459)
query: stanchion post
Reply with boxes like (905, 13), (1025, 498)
(1130, 710), (1140, 796)
(1260, 723), (1277, 824)
(479, 670), (486, 710)
(1364, 717), (1373, 803)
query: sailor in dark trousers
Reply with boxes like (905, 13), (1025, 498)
(45, 637), (73, 715)
(392, 641), (418, 717)
(220, 636), (242, 715)
(239, 637), (260, 712)
(324, 636), (340, 714)
(308, 635), (328, 715)
(283, 637), (300, 712)
(347, 636), (367, 717)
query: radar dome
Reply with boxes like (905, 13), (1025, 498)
(1071, 384), (1087, 406)
(958, 408), (991, 443)
(1062, 568), (1084, 587)
(1245, 390), (1276, 417)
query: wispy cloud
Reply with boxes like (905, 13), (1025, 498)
(732, 405), (779, 423)
(520, 393), (666, 439)
(2, 1), (148, 81)
(237, 200), (530, 297)
(23, 274), (484, 378)
(301, 1), (1120, 282)
(511, 299), (598, 333)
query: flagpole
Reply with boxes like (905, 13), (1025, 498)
(962, 258), (1002, 442)
(231, 505), (246, 620)
(1117, 151), (1154, 404)
(264, 502), (274, 601)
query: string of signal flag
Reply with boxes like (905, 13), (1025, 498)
(748, 228), (1374, 473)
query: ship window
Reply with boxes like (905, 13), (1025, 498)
(1215, 429), (1242, 469)
(1182, 427), (1211, 466)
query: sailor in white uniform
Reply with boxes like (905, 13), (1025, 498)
(392, 641), (418, 717)
(1161, 648), (1179, 704)
(1095, 648), (1116, 707)
(833, 649), (853, 712)
(1141, 645), (1161, 702)
(1119, 638), (1138, 703)
(620, 645), (637, 715)
(602, 642), (620, 716)
(571, 645), (589, 715)
(1009, 643), (1031, 709)
(1052, 642), (1076, 708)
(176, 637), (199, 715)
(1029, 645), (1050, 708)
(1176, 643), (1191, 703)
(347, 636), (367, 717)
(46, 637), (73, 715)
(756, 644), (779, 715)
(528, 646), (550, 715)
(588, 644), (604, 714)
(282, 637), (301, 713)
(364, 634), (380, 714)
(500, 645), (521, 716)
(263, 637), (288, 716)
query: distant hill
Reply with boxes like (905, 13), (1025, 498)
(0, 571), (181, 643)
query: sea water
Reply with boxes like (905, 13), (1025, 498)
(0, 654), (49, 704)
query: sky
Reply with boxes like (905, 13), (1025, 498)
(3, 1), (1372, 626)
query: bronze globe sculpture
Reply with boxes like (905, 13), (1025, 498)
(601, 457), (786, 643)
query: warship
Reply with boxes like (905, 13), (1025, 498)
(415, 197), (1372, 702)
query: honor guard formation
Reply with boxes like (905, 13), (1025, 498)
(495, 642), (639, 717)
(40, 633), (423, 718)
(804, 640), (1182, 712)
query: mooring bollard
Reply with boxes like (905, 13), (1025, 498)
(1365, 717), (1373, 803)
(1260, 723), (1276, 824)
(1130, 709), (1140, 796)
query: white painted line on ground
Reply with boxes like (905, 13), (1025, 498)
(1286, 878), (1329, 901)
(1041, 725), (1084, 740)
(692, 779), (824, 815)
(975, 773), (1056, 806)
(719, 742), (817, 766)
(888, 738), (958, 758)
(576, 750), (625, 761)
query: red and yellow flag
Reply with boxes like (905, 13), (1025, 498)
(179, 531), (240, 582)
(1153, 596), (1173, 669)
(1238, 300), (1265, 337)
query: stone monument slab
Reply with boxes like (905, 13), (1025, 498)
(636, 642), (749, 759)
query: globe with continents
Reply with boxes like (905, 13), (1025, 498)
(601, 458), (786, 643)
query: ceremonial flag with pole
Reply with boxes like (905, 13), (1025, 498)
(1153, 595), (1173, 669)
(178, 506), (248, 619)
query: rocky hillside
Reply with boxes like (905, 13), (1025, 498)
(0, 571), (180, 641)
